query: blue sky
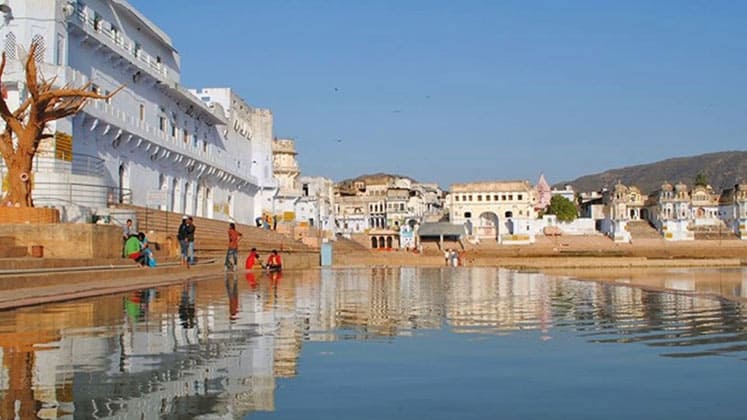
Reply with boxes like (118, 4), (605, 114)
(130, 0), (747, 188)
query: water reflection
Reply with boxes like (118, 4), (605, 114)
(0, 267), (745, 418)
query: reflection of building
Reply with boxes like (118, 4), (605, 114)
(4, 267), (747, 418)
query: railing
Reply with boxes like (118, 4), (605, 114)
(0, 152), (105, 178)
(70, 4), (170, 80)
(31, 181), (132, 208)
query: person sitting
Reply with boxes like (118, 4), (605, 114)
(124, 234), (146, 266)
(266, 249), (282, 272)
(138, 232), (155, 267)
(245, 247), (263, 270)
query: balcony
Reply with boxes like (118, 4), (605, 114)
(81, 99), (259, 189)
(67, 4), (173, 84)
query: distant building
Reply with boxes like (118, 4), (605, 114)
(448, 180), (537, 244)
(535, 174), (551, 211)
(718, 183), (747, 239)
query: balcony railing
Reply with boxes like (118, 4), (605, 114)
(70, 4), (171, 81)
(0, 151), (105, 178)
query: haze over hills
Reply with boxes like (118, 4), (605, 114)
(556, 151), (747, 194)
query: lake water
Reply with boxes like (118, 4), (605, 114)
(1, 267), (747, 419)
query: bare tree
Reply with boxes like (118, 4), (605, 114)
(0, 41), (120, 207)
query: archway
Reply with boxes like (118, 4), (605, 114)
(172, 179), (181, 213)
(386, 236), (393, 248)
(371, 237), (378, 249)
(477, 212), (499, 241)
(184, 182), (192, 215)
(378, 237), (385, 248)
(118, 162), (129, 203)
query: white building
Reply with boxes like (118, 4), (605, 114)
(448, 180), (538, 244)
(0, 0), (263, 224)
(190, 87), (278, 222)
(297, 176), (335, 232)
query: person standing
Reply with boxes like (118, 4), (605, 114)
(177, 216), (189, 267)
(186, 217), (196, 265)
(122, 219), (133, 257)
(225, 222), (242, 271)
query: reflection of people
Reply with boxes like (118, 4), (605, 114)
(443, 249), (450, 266)
(245, 272), (258, 289)
(225, 273), (239, 320)
(266, 249), (282, 272)
(245, 247), (262, 269)
(178, 283), (196, 329)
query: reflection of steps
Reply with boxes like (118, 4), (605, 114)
(0, 236), (27, 258)
(114, 205), (314, 257)
(692, 223), (737, 240)
(627, 221), (662, 240)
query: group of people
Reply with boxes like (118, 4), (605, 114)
(443, 248), (461, 267)
(227, 223), (283, 272)
(122, 218), (155, 267)
(255, 214), (277, 230)
(122, 217), (283, 273)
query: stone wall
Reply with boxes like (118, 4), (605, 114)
(0, 207), (60, 224)
(0, 224), (121, 258)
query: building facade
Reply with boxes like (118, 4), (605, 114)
(448, 180), (537, 244)
(0, 0), (263, 224)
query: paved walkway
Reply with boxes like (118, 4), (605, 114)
(0, 261), (225, 310)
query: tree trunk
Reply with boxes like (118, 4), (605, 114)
(2, 130), (37, 208)
(3, 153), (34, 207)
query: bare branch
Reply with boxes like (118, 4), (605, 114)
(25, 42), (40, 101)
(0, 52), (24, 136)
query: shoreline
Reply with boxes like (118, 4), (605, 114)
(0, 252), (745, 311)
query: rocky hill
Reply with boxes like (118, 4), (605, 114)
(557, 151), (747, 194)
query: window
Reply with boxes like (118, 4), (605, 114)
(171, 122), (176, 139)
(159, 116), (166, 132)
(104, 90), (111, 104)
(203, 138), (208, 152)
(502, 195), (506, 201)
(494, 194), (499, 201)
(518, 194), (523, 200)
(399, 203), (404, 211)
(93, 12), (102, 31)
(505, 211), (513, 218)
(55, 34), (63, 65)
(139, 104), (145, 121)
(134, 42), (141, 57)
(455, 196), (460, 202)
(477, 195), (482, 202)
(183, 129), (189, 144)
(486, 195), (491, 201)
(464, 211), (472, 218)
(509, 194), (514, 200)
(468, 195), (473, 201)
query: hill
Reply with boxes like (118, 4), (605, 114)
(557, 151), (747, 194)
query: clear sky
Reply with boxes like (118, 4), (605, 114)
(129, 0), (747, 188)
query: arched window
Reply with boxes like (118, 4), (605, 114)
(371, 237), (378, 249)
(4, 32), (16, 60)
(31, 34), (45, 63)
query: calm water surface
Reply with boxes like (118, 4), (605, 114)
(2, 267), (747, 419)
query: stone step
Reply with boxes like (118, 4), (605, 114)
(0, 245), (27, 258)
